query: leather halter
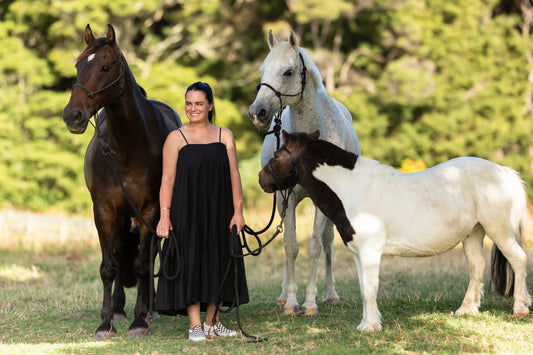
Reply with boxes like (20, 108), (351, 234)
(256, 52), (307, 149)
(72, 54), (125, 101)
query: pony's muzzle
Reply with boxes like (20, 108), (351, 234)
(258, 170), (276, 193)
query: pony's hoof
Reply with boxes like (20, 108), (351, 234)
(283, 304), (299, 315)
(113, 313), (127, 322)
(301, 303), (319, 316)
(95, 330), (117, 340)
(454, 307), (478, 316)
(326, 296), (341, 304)
(512, 310), (529, 318)
(357, 322), (381, 332)
(128, 327), (150, 338)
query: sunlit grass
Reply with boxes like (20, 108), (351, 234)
(1, 206), (533, 354)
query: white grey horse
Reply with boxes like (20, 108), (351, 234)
(248, 30), (361, 315)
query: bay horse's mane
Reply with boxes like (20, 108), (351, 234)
(75, 37), (147, 98)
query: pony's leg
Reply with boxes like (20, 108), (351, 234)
(355, 247), (382, 332)
(128, 222), (152, 337)
(301, 208), (326, 315)
(322, 219), (341, 304)
(94, 210), (120, 340)
(279, 192), (300, 315)
(455, 225), (485, 315)
(490, 232), (531, 316)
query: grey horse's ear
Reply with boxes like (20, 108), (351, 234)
(268, 29), (278, 49)
(288, 30), (299, 50)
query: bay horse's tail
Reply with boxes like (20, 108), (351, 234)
(121, 217), (140, 288)
(490, 168), (528, 297)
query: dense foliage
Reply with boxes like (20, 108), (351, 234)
(1, 0), (532, 214)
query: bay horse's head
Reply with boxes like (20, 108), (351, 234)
(248, 30), (307, 131)
(63, 24), (125, 134)
(259, 130), (319, 192)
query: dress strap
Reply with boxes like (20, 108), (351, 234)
(177, 129), (189, 144)
(219, 127), (222, 142)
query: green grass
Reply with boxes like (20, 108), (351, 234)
(1, 223), (533, 354)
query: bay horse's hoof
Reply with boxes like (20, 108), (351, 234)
(113, 313), (127, 322)
(283, 304), (299, 315)
(95, 329), (117, 340)
(128, 327), (150, 338)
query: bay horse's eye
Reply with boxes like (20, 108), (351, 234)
(283, 69), (294, 77)
(101, 65), (111, 72)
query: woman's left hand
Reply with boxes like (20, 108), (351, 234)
(230, 213), (245, 235)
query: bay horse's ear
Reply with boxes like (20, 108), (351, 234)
(288, 30), (299, 50)
(84, 24), (95, 45)
(309, 130), (320, 140)
(267, 29), (278, 49)
(106, 24), (116, 44)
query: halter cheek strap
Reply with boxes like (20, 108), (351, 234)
(256, 52), (307, 149)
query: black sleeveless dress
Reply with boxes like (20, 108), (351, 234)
(155, 128), (249, 316)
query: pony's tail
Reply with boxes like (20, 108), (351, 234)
(121, 217), (140, 288)
(490, 168), (528, 297)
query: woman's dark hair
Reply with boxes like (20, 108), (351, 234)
(186, 82), (216, 123)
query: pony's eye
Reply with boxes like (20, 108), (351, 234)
(283, 69), (294, 77)
(101, 65), (111, 72)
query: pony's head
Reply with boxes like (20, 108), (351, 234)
(259, 130), (320, 192)
(63, 24), (125, 133)
(248, 30), (310, 131)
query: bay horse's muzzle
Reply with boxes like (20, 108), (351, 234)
(63, 101), (91, 134)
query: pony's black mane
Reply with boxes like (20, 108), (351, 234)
(303, 138), (358, 171)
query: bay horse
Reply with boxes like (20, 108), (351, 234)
(259, 130), (531, 331)
(62, 24), (181, 339)
(248, 30), (361, 315)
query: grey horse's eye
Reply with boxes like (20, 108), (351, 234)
(283, 69), (294, 76)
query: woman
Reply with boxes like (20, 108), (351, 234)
(155, 82), (249, 341)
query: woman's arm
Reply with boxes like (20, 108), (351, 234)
(221, 127), (245, 234)
(156, 130), (181, 238)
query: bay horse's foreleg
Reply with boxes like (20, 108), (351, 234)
(322, 219), (340, 304)
(302, 208), (327, 315)
(127, 223), (152, 337)
(279, 192), (300, 315)
(95, 237), (119, 340)
(455, 226), (485, 316)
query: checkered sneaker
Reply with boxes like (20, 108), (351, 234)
(204, 321), (237, 337)
(188, 325), (206, 341)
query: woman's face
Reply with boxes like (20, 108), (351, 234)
(185, 90), (213, 123)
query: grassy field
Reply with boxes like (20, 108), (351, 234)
(1, 207), (533, 354)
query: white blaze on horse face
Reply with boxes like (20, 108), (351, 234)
(88, 53), (96, 62)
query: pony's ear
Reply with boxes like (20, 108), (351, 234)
(281, 129), (291, 143)
(288, 30), (299, 50)
(84, 24), (95, 45)
(309, 130), (320, 140)
(267, 29), (278, 49)
(106, 24), (116, 44)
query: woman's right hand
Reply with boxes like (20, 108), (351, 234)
(156, 218), (173, 239)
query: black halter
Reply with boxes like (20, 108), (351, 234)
(72, 54), (125, 101)
(256, 52), (307, 149)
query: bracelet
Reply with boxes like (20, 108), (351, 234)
(160, 207), (170, 210)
